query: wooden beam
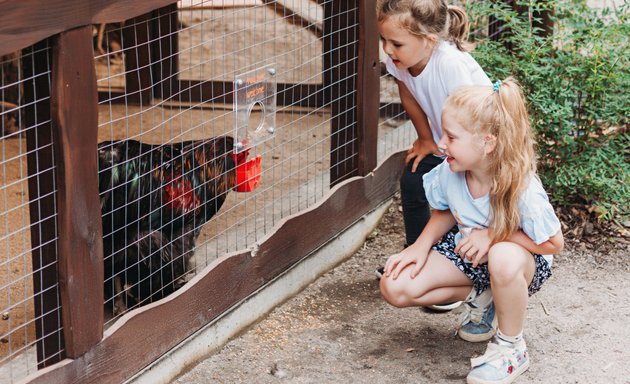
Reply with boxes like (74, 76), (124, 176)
(50, 25), (104, 358)
(324, 0), (360, 186)
(22, 151), (406, 384)
(123, 13), (154, 105)
(151, 3), (180, 99)
(172, 80), (324, 108)
(379, 101), (406, 120)
(356, 0), (379, 176)
(0, 0), (180, 56)
(23, 40), (66, 368)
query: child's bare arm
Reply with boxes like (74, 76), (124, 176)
(457, 228), (565, 267)
(508, 230), (564, 255)
(397, 80), (441, 171)
(385, 209), (456, 279)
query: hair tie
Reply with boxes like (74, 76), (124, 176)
(493, 80), (502, 93)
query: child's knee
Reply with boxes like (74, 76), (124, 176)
(487, 242), (528, 285)
(380, 276), (414, 308)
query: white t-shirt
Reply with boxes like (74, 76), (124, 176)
(386, 41), (491, 145)
(423, 161), (562, 265)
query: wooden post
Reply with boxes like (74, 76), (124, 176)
(23, 40), (66, 368)
(532, 6), (554, 38)
(324, 0), (359, 186)
(491, 1), (554, 48)
(50, 25), (104, 358)
(152, 3), (180, 100)
(123, 13), (154, 105)
(356, 0), (379, 176)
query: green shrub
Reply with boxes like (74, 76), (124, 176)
(466, 0), (629, 223)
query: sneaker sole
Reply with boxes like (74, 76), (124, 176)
(458, 315), (498, 343)
(426, 301), (462, 311)
(466, 359), (530, 384)
(375, 267), (384, 280)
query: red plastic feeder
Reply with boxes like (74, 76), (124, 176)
(235, 155), (262, 192)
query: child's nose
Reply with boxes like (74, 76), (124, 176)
(437, 135), (447, 150)
(382, 41), (392, 55)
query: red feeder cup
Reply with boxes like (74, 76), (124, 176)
(235, 155), (262, 192)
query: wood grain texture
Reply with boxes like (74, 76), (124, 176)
(0, 0), (178, 56)
(324, 0), (360, 185)
(173, 80), (323, 108)
(51, 26), (104, 358)
(356, 0), (380, 176)
(23, 151), (405, 384)
(122, 13), (153, 105)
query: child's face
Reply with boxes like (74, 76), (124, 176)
(378, 17), (435, 76)
(438, 110), (487, 173)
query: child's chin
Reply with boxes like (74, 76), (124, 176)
(447, 163), (463, 173)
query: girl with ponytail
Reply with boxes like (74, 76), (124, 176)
(380, 78), (564, 384)
(376, 0), (492, 330)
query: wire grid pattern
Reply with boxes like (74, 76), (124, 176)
(377, 40), (416, 163)
(326, 6), (359, 175)
(96, 0), (359, 324)
(0, 46), (61, 383)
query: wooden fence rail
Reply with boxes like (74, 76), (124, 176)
(0, 0), (384, 382)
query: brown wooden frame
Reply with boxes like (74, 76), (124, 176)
(23, 40), (64, 369)
(51, 25), (104, 359)
(1, 0), (389, 382)
(24, 152), (405, 384)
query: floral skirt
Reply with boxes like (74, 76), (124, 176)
(431, 229), (552, 295)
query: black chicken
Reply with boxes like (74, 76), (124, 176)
(98, 135), (247, 315)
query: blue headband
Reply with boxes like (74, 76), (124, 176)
(493, 80), (502, 93)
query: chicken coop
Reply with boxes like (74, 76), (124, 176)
(0, 0), (421, 382)
(0, 0), (533, 381)
(0, 0), (546, 381)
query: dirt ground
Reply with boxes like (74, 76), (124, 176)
(2, 1), (626, 381)
(172, 194), (630, 384)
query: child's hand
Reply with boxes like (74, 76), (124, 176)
(405, 139), (442, 173)
(383, 248), (427, 280)
(455, 228), (491, 268)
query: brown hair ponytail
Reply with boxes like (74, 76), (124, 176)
(447, 5), (472, 51)
(376, 0), (473, 52)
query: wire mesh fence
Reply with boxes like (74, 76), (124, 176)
(1, 1), (368, 381)
(0, 44), (63, 383)
(93, 1), (342, 325)
(0, 0), (519, 381)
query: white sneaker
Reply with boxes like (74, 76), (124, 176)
(467, 338), (529, 384)
(426, 301), (463, 311)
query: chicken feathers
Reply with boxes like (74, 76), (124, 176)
(98, 135), (241, 315)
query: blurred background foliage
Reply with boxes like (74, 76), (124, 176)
(466, 0), (628, 231)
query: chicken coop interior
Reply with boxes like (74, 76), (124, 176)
(0, 1), (414, 383)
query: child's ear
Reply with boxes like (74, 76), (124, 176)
(426, 34), (439, 44)
(484, 134), (497, 155)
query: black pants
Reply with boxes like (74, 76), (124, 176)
(400, 154), (444, 246)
